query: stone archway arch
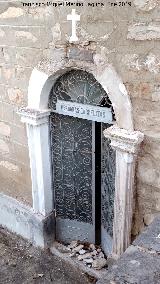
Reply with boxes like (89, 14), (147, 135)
(27, 55), (133, 130)
(19, 52), (143, 257)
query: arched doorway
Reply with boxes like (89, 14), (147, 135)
(19, 51), (143, 257)
(48, 70), (116, 254)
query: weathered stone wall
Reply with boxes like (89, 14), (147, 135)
(0, 0), (160, 232)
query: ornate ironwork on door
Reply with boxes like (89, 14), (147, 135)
(101, 124), (116, 238)
(50, 113), (93, 224)
(49, 70), (113, 111)
(49, 69), (116, 249)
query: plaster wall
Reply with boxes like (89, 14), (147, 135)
(0, 0), (160, 234)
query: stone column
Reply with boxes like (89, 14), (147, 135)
(103, 126), (144, 257)
(18, 108), (53, 217)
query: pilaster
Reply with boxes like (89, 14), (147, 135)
(104, 126), (144, 257)
(18, 107), (53, 217)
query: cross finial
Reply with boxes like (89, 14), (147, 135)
(67, 9), (80, 42)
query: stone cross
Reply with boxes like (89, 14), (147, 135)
(67, 9), (80, 42)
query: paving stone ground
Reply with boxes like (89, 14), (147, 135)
(0, 227), (94, 284)
(97, 216), (160, 284)
(1, 217), (160, 284)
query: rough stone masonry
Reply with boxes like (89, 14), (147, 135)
(0, 0), (160, 239)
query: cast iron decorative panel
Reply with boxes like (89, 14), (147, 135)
(49, 70), (116, 240)
(50, 113), (93, 224)
(101, 123), (116, 237)
(49, 70), (114, 114)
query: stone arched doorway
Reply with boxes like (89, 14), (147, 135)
(48, 69), (116, 254)
(18, 50), (144, 257)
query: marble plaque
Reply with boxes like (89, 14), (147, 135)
(56, 100), (113, 123)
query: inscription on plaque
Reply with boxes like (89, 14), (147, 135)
(56, 100), (113, 123)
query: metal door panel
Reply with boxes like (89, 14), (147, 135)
(101, 123), (116, 255)
(49, 69), (115, 247)
(50, 113), (95, 244)
(74, 151), (92, 223)
(55, 218), (95, 244)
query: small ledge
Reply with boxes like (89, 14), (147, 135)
(104, 125), (144, 154)
(17, 107), (51, 126)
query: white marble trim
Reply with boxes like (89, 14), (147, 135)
(18, 108), (51, 126)
(18, 107), (53, 216)
(104, 125), (144, 257)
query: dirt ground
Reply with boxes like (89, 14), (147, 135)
(0, 227), (95, 284)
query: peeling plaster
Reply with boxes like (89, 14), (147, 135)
(7, 88), (23, 105)
(0, 161), (19, 172)
(15, 31), (38, 43)
(133, 0), (158, 11)
(144, 53), (160, 74)
(0, 7), (24, 19)
(51, 23), (61, 42)
(123, 53), (160, 74)
(128, 23), (160, 41)
(123, 54), (142, 71)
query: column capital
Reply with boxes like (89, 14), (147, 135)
(17, 107), (51, 126)
(104, 125), (144, 154)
